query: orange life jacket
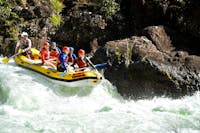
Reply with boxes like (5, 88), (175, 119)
(50, 50), (59, 58)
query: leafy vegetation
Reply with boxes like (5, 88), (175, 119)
(96, 0), (120, 17)
(49, 0), (65, 27)
(0, 0), (19, 39)
(50, 14), (62, 27)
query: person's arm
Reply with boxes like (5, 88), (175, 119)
(60, 54), (68, 70)
(57, 47), (62, 54)
(72, 53), (77, 60)
(40, 49), (46, 64)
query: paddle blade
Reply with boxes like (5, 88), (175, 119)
(59, 70), (67, 77)
(94, 63), (107, 67)
(2, 57), (9, 63)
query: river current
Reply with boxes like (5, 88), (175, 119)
(0, 59), (200, 133)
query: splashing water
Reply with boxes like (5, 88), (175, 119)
(0, 58), (200, 133)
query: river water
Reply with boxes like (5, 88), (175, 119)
(0, 59), (200, 133)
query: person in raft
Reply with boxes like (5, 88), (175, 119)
(75, 49), (88, 69)
(49, 41), (61, 66)
(40, 42), (57, 70)
(15, 32), (33, 59)
(49, 42), (61, 58)
(57, 46), (70, 72)
(67, 47), (77, 66)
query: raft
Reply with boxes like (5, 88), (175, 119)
(13, 48), (103, 87)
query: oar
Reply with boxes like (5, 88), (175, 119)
(2, 52), (22, 63)
(85, 57), (97, 71)
(59, 64), (70, 77)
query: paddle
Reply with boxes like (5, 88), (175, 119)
(2, 52), (22, 63)
(85, 56), (97, 71)
(94, 63), (107, 67)
(59, 70), (67, 77)
(59, 64), (70, 77)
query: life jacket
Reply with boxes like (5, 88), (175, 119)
(58, 53), (68, 69)
(40, 48), (49, 64)
(76, 57), (87, 68)
(67, 56), (74, 64)
(68, 53), (77, 64)
(50, 49), (60, 58)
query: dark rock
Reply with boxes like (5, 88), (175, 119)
(33, 6), (52, 18)
(93, 35), (200, 99)
(142, 26), (174, 54)
(52, 9), (107, 51)
(19, 8), (36, 20)
(185, 56), (200, 70)
(120, 0), (200, 54)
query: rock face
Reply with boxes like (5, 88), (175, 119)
(0, 0), (54, 56)
(52, 3), (129, 52)
(93, 26), (200, 99)
(120, 0), (200, 54)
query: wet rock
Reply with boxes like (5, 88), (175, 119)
(185, 56), (200, 70)
(93, 32), (200, 99)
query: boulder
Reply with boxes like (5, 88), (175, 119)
(93, 29), (200, 99)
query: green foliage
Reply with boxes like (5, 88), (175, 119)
(49, 0), (64, 27)
(0, 0), (18, 21)
(96, 0), (120, 16)
(50, 0), (65, 13)
(0, 0), (19, 39)
(50, 14), (62, 27)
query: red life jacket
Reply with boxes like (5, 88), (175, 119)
(76, 58), (87, 68)
(40, 48), (49, 64)
(67, 56), (74, 64)
(50, 50), (59, 58)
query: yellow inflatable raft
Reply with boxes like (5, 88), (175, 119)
(13, 48), (103, 87)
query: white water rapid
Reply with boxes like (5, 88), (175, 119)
(0, 59), (200, 133)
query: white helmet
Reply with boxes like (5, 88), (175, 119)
(21, 32), (28, 37)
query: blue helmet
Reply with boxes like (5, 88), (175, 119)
(69, 47), (74, 51)
(50, 42), (56, 46)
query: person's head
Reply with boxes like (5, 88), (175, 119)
(50, 42), (56, 47)
(50, 42), (56, 51)
(69, 47), (74, 54)
(78, 49), (85, 58)
(43, 42), (50, 49)
(21, 32), (28, 42)
(62, 46), (69, 54)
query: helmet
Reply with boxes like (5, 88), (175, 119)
(78, 49), (85, 55)
(43, 42), (49, 46)
(50, 42), (56, 46)
(62, 46), (69, 52)
(21, 32), (28, 37)
(69, 47), (74, 51)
